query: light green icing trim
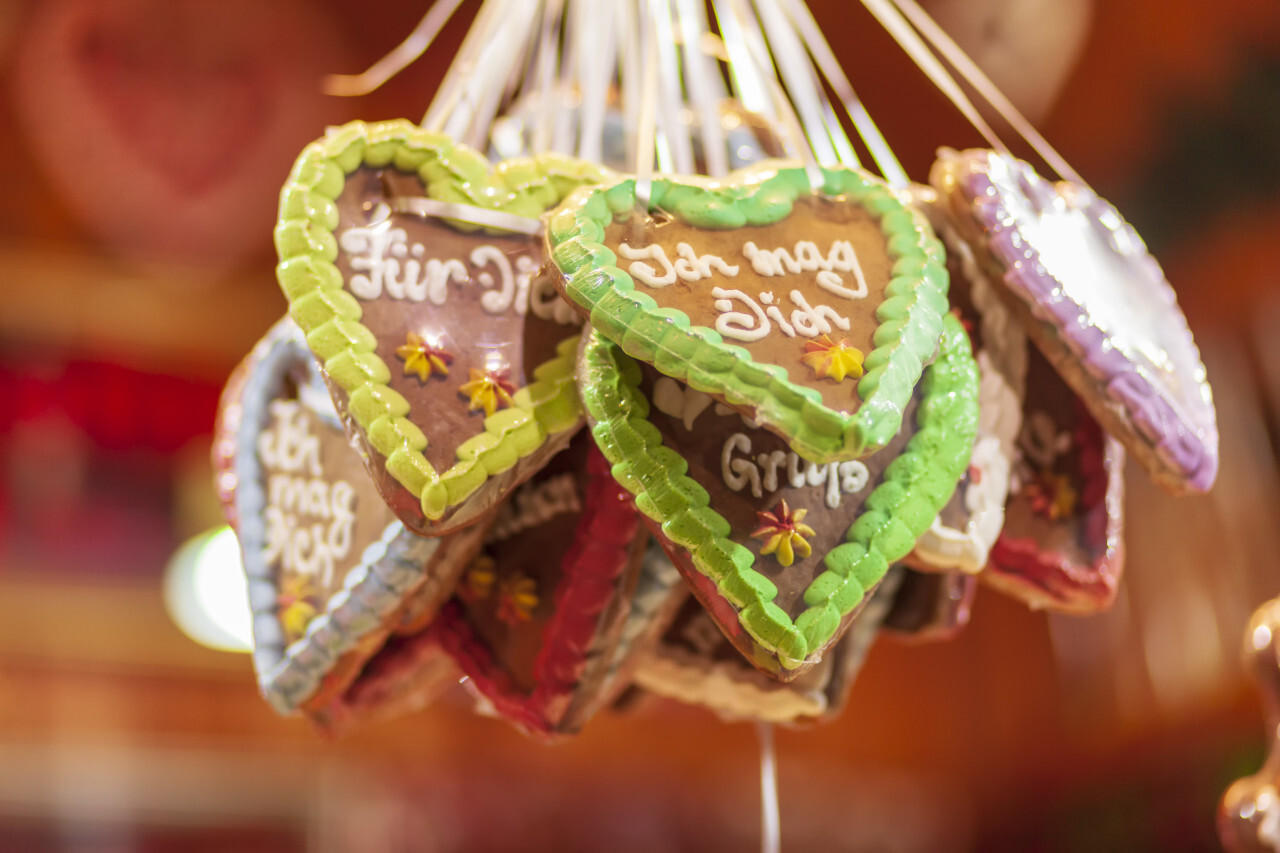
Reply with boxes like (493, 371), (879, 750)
(274, 119), (605, 521)
(579, 313), (979, 669)
(549, 165), (949, 463)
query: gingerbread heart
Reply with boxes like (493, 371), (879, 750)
(431, 435), (656, 737)
(577, 313), (979, 678)
(316, 630), (461, 736)
(275, 120), (609, 536)
(903, 184), (1024, 575)
(214, 318), (486, 718)
(983, 345), (1126, 614)
(931, 148), (1217, 495)
(547, 163), (950, 463)
(880, 568), (976, 643)
(632, 559), (901, 724)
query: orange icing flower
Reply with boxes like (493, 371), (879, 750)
(459, 555), (497, 604)
(496, 573), (539, 625)
(1025, 469), (1078, 521)
(459, 366), (516, 416)
(751, 499), (816, 567)
(395, 332), (453, 382)
(800, 334), (865, 383)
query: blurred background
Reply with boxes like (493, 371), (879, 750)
(1, 0), (1279, 849)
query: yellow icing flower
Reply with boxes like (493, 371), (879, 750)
(278, 574), (321, 643)
(459, 555), (497, 603)
(751, 499), (816, 567)
(395, 332), (453, 382)
(497, 573), (539, 625)
(801, 334), (865, 383)
(280, 601), (318, 643)
(459, 366), (516, 416)
(1026, 469), (1078, 521)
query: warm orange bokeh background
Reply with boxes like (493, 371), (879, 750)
(1, 1), (1278, 850)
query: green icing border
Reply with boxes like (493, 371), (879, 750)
(274, 119), (608, 521)
(548, 165), (950, 463)
(579, 312), (979, 669)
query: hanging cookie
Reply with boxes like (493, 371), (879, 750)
(633, 557), (901, 724)
(275, 119), (609, 537)
(930, 148), (1217, 495)
(880, 568), (976, 643)
(431, 435), (662, 737)
(983, 346), (1126, 613)
(547, 162), (950, 464)
(900, 183), (1023, 575)
(214, 318), (486, 721)
(577, 313), (978, 678)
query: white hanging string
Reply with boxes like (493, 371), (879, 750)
(577, 1), (617, 165)
(889, 0), (1086, 186)
(756, 722), (781, 853)
(714, 0), (774, 120)
(393, 198), (542, 235)
(676, 0), (728, 177)
(723, 0), (826, 191)
(323, 0), (467, 97)
(777, 0), (908, 187)
(650, 0), (695, 176)
(634, 0), (661, 207)
(457, 2), (540, 150)
(821, 100), (860, 169)
(618, 0), (642, 169)
(423, 0), (508, 130)
(859, 0), (1006, 154)
(751, 0), (839, 167)
(531, 0), (567, 155)
(551, 0), (583, 156)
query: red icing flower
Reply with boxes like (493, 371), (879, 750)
(496, 573), (539, 625)
(459, 555), (496, 604)
(460, 366), (517, 416)
(751, 499), (816, 567)
(1024, 468), (1079, 521)
(395, 332), (453, 382)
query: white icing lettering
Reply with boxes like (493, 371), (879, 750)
(722, 431), (871, 508)
(614, 237), (864, 343)
(528, 272), (583, 325)
(653, 377), (713, 430)
(259, 401), (357, 588)
(339, 217), (576, 324)
(673, 242), (739, 281)
(742, 239), (867, 290)
(721, 433), (762, 498)
(618, 242), (677, 287)
(712, 287), (771, 342)
(788, 290), (851, 336)
(489, 472), (582, 541)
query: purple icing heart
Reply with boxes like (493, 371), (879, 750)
(931, 149), (1218, 495)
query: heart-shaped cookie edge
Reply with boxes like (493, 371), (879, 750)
(547, 164), (950, 464)
(932, 148), (1218, 495)
(431, 444), (652, 737)
(984, 434), (1127, 614)
(633, 561), (902, 724)
(577, 313), (979, 673)
(227, 318), (443, 715)
(274, 119), (609, 528)
(911, 213), (1027, 573)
